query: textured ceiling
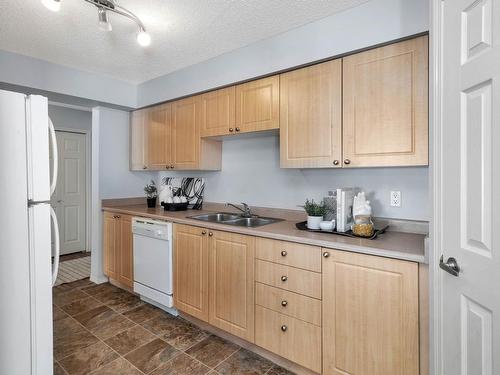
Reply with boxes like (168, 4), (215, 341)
(0, 0), (370, 83)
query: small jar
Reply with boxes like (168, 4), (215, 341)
(352, 215), (374, 237)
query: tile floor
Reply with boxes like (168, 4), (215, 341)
(53, 279), (294, 375)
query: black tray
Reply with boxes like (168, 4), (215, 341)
(161, 202), (189, 211)
(295, 221), (388, 240)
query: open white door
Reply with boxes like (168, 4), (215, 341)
(439, 0), (500, 373)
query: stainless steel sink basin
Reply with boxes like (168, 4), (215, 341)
(189, 213), (241, 222)
(188, 212), (282, 228)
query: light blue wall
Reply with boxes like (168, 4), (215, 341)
(95, 107), (153, 199)
(159, 134), (429, 221)
(0, 50), (136, 108)
(49, 105), (92, 132)
(137, 0), (428, 107)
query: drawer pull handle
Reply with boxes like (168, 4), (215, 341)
(281, 325), (287, 332)
(281, 250), (287, 257)
(281, 300), (288, 307)
(281, 275), (288, 282)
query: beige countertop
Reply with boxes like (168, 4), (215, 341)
(102, 200), (427, 263)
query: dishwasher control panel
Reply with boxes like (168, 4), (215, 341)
(132, 217), (171, 240)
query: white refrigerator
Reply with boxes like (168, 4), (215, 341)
(0, 89), (60, 374)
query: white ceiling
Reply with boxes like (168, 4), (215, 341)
(0, 0), (370, 83)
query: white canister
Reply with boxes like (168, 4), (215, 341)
(307, 215), (323, 230)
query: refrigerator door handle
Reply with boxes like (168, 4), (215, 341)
(50, 205), (60, 285)
(48, 117), (58, 197)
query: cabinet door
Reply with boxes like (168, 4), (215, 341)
(118, 215), (133, 288)
(130, 109), (149, 171)
(148, 104), (172, 170)
(322, 249), (419, 375)
(209, 230), (255, 342)
(103, 212), (118, 279)
(172, 97), (201, 169)
(343, 35), (428, 167)
(200, 87), (236, 137)
(235, 76), (279, 133)
(280, 60), (342, 168)
(173, 224), (209, 321)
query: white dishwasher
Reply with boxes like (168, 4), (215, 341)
(132, 217), (175, 312)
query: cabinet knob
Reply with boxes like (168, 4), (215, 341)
(165, 165), (170, 169)
(281, 325), (287, 332)
(202, 231), (207, 235)
(208, 232), (213, 237)
(143, 165), (148, 170)
(323, 251), (330, 258)
(344, 159), (351, 165)
(229, 128), (234, 132)
(235, 127), (240, 132)
(333, 160), (339, 165)
(281, 275), (288, 282)
(113, 215), (120, 219)
(281, 250), (287, 257)
(281, 300), (288, 307)
(170, 165), (174, 169)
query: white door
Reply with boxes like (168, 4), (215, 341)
(51, 131), (87, 255)
(440, 0), (500, 374)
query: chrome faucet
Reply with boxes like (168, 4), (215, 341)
(226, 202), (253, 218)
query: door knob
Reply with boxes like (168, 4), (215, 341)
(344, 159), (351, 165)
(439, 255), (460, 277)
(201, 231), (207, 235)
(281, 300), (288, 307)
(235, 127), (240, 132)
(333, 160), (339, 166)
(281, 275), (288, 282)
(281, 325), (287, 332)
(323, 251), (330, 258)
(281, 250), (287, 257)
(229, 128), (234, 132)
(208, 232), (213, 237)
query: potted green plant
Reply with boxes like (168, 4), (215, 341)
(144, 180), (158, 208)
(301, 199), (326, 229)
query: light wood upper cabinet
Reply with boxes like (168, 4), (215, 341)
(103, 212), (133, 288)
(200, 87), (236, 137)
(173, 224), (209, 322)
(322, 249), (419, 375)
(147, 104), (172, 170)
(209, 230), (255, 342)
(342, 35), (429, 167)
(130, 109), (149, 171)
(235, 76), (279, 133)
(172, 97), (201, 170)
(280, 60), (342, 168)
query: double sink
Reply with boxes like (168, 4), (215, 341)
(189, 212), (282, 228)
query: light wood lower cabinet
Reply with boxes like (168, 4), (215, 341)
(103, 212), (134, 288)
(173, 224), (209, 321)
(173, 224), (255, 341)
(255, 306), (322, 373)
(322, 249), (419, 375)
(209, 230), (255, 342)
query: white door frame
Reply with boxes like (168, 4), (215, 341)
(54, 127), (92, 254)
(430, 1), (443, 374)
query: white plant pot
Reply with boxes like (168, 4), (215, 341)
(307, 215), (323, 230)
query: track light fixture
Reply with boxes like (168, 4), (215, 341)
(41, 0), (151, 47)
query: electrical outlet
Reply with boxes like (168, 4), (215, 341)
(390, 191), (401, 207)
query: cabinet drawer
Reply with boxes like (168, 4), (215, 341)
(255, 306), (321, 373)
(255, 260), (321, 299)
(255, 283), (321, 326)
(256, 237), (322, 272)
